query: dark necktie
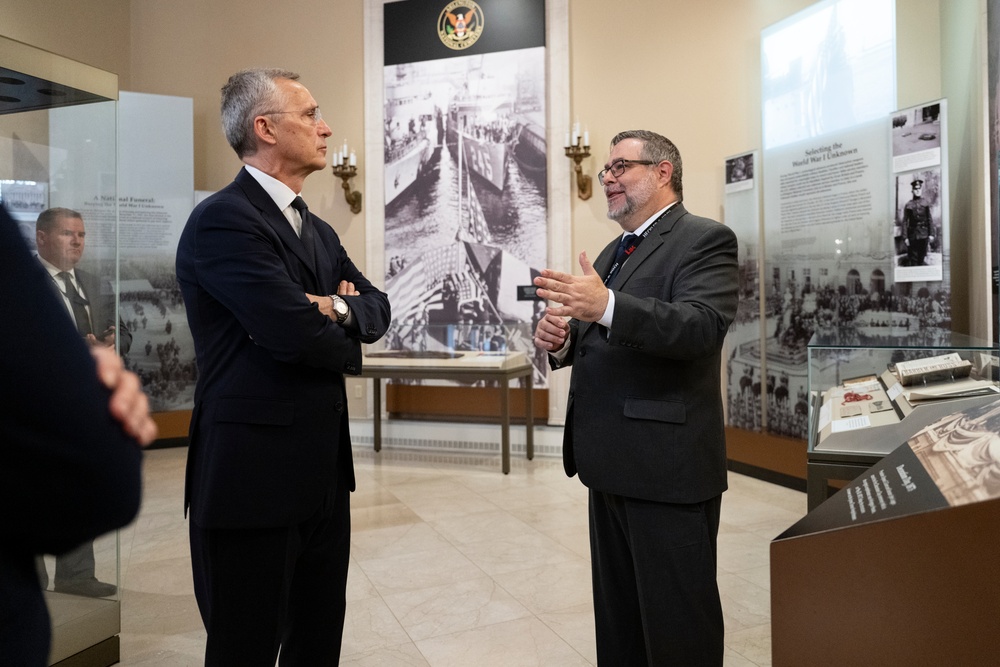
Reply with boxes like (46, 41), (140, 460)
(604, 233), (638, 286)
(290, 196), (317, 264)
(57, 271), (93, 335)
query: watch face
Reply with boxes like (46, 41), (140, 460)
(333, 297), (349, 321)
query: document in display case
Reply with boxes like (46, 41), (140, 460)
(806, 329), (998, 510)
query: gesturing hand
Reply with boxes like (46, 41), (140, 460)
(533, 251), (609, 322)
(533, 312), (569, 352)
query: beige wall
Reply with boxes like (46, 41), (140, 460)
(0, 0), (988, 338)
(569, 0), (812, 255)
(0, 0), (131, 87)
(127, 0), (369, 257)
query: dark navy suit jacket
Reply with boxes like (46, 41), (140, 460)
(176, 168), (390, 529)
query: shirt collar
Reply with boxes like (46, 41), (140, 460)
(245, 164), (300, 212)
(38, 255), (72, 280)
(626, 201), (677, 240)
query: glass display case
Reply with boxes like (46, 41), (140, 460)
(806, 329), (999, 510)
(1, 35), (123, 665)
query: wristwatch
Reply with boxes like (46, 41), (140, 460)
(330, 295), (350, 324)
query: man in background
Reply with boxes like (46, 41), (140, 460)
(533, 130), (738, 665)
(36, 207), (132, 354)
(176, 68), (389, 665)
(35, 206), (133, 597)
(2, 203), (157, 665)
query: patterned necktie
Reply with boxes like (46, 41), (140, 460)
(290, 196), (317, 264)
(57, 271), (93, 335)
(604, 233), (637, 286)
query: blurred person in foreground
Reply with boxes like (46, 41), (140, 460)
(533, 130), (738, 666)
(176, 68), (389, 665)
(1, 203), (157, 665)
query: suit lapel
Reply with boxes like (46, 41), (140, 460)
(235, 168), (319, 283)
(311, 223), (335, 294)
(610, 203), (686, 290)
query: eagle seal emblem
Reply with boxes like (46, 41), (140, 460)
(438, 1), (484, 50)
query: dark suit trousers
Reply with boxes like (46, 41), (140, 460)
(189, 482), (351, 667)
(589, 490), (724, 666)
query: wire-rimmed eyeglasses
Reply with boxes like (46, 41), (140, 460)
(262, 107), (324, 125)
(598, 158), (656, 185)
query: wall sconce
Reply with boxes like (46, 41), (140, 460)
(331, 141), (362, 214)
(564, 123), (592, 200)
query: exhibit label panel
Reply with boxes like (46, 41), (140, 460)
(781, 397), (1000, 538)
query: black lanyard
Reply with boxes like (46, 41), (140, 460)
(603, 214), (663, 285)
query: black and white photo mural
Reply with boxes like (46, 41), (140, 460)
(382, 0), (549, 384)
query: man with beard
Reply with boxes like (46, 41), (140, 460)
(533, 130), (738, 665)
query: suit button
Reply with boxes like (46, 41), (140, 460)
(335, 402), (344, 411)
(579, 348), (586, 357)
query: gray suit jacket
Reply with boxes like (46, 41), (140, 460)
(42, 266), (132, 356)
(76, 268), (132, 355)
(552, 203), (738, 504)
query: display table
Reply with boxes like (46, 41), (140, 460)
(360, 351), (534, 474)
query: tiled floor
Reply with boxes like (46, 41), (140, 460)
(115, 427), (806, 666)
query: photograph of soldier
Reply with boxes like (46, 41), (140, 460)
(903, 178), (933, 265)
(894, 169), (942, 270)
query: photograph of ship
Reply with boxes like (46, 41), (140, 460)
(382, 46), (549, 384)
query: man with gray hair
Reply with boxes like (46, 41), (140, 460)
(176, 68), (389, 665)
(534, 130), (738, 665)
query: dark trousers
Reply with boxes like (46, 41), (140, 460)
(907, 237), (929, 266)
(589, 490), (724, 667)
(36, 541), (97, 589)
(189, 483), (351, 667)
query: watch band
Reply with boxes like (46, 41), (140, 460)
(329, 295), (349, 324)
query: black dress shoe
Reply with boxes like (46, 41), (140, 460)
(53, 578), (117, 598)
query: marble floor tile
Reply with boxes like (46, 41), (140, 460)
(536, 602), (597, 664)
(717, 528), (775, 574)
(356, 544), (485, 596)
(719, 572), (772, 632)
(414, 617), (593, 667)
(455, 529), (579, 577)
(726, 623), (774, 666)
(341, 595), (412, 656)
(428, 509), (540, 546)
(381, 575), (531, 641)
(340, 641), (430, 666)
(491, 558), (594, 615)
(351, 520), (454, 562)
(112, 440), (806, 666)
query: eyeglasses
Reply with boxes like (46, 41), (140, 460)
(598, 158), (657, 184)
(262, 107), (324, 125)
